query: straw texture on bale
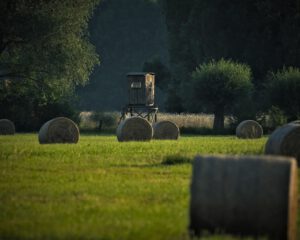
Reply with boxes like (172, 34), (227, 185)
(265, 123), (300, 163)
(0, 119), (15, 135)
(190, 155), (298, 240)
(236, 120), (263, 139)
(38, 117), (79, 144)
(153, 120), (179, 140)
(116, 117), (152, 142)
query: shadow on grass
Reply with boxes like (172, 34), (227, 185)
(180, 127), (234, 135)
(161, 155), (193, 165)
(107, 155), (193, 168)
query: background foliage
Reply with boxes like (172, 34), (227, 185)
(1, 0), (300, 131)
(190, 59), (253, 130)
(161, 0), (300, 120)
(77, 0), (169, 111)
(0, 0), (99, 130)
(266, 67), (300, 121)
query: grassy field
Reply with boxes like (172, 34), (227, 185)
(0, 134), (298, 240)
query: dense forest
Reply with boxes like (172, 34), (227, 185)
(77, 0), (169, 111)
(162, 0), (300, 129)
(1, 0), (300, 131)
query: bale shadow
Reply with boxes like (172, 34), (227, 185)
(161, 155), (193, 165)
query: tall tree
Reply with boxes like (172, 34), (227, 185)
(191, 59), (253, 131)
(0, 0), (99, 86)
(0, 0), (99, 130)
(162, 0), (300, 110)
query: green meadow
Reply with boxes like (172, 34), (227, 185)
(0, 134), (298, 240)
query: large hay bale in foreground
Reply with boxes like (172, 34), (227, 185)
(236, 120), (263, 139)
(38, 117), (79, 144)
(265, 123), (300, 163)
(190, 155), (298, 240)
(116, 117), (152, 142)
(153, 121), (179, 140)
(0, 119), (15, 135)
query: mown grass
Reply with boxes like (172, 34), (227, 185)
(0, 134), (298, 240)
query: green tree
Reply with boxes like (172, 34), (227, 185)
(267, 67), (300, 121)
(0, 0), (99, 84)
(162, 0), (300, 110)
(0, 0), (99, 130)
(191, 59), (253, 131)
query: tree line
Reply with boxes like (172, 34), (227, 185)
(77, 0), (168, 111)
(159, 0), (300, 131)
(1, 0), (300, 131)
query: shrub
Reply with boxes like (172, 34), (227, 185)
(257, 106), (287, 132)
(0, 97), (79, 132)
(90, 111), (119, 131)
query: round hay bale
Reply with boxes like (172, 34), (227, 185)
(190, 155), (298, 240)
(116, 117), (152, 142)
(265, 123), (300, 163)
(236, 120), (263, 139)
(290, 120), (300, 125)
(0, 119), (15, 135)
(38, 117), (79, 144)
(153, 121), (179, 140)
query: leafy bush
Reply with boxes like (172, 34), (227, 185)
(0, 95), (79, 132)
(257, 106), (287, 133)
(90, 111), (119, 131)
(267, 67), (300, 121)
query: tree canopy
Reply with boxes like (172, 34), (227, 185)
(0, 0), (99, 87)
(0, 0), (99, 130)
(191, 59), (253, 130)
(162, 0), (300, 113)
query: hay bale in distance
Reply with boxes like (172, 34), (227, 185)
(236, 120), (263, 139)
(117, 117), (152, 142)
(153, 120), (179, 140)
(265, 123), (300, 163)
(0, 119), (15, 135)
(290, 120), (300, 125)
(38, 117), (79, 144)
(190, 155), (298, 240)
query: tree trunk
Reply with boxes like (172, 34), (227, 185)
(98, 120), (103, 132)
(213, 105), (224, 132)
